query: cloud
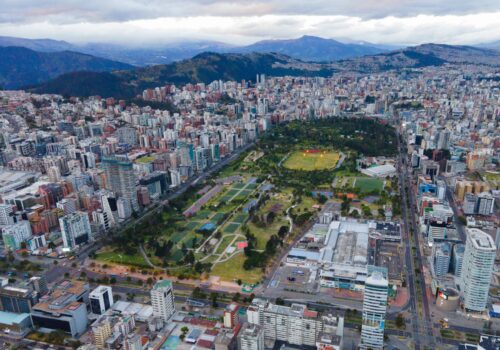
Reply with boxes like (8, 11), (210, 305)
(1, 0), (499, 24)
(0, 2), (499, 46)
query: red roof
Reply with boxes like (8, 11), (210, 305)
(196, 339), (214, 349)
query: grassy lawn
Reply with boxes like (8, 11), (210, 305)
(354, 177), (384, 192)
(215, 235), (236, 255)
(224, 222), (240, 233)
(233, 214), (248, 224)
(95, 248), (151, 268)
(283, 150), (340, 171)
(211, 252), (262, 284)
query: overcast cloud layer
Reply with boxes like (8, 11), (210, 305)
(0, 0), (499, 46)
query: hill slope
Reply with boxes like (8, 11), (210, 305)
(0, 46), (133, 89)
(0, 35), (387, 65)
(0, 36), (75, 52)
(235, 35), (386, 61)
(31, 52), (335, 98)
(30, 44), (500, 98)
(332, 43), (500, 72)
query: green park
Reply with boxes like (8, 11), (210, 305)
(93, 117), (399, 285)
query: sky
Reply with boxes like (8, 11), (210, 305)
(0, 0), (499, 46)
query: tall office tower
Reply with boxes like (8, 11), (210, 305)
(360, 266), (388, 350)
(30, 275), (48, 296)
(461, 228), (496, 312)
(101, 156), (139, 212)
(59, 211), (92, 251)
(452, 244), (465, 277)
(238, 323), (265, 350)
(123, 334), (143, 350)
(476, 192), (495, 216)
(437, 129), (450, 150)
(2, 221), (33, 250)
(0, 203), (14, 226)
(150, 280), (175, 321)
(432, 242), (451, 277)
(92, 317), (113, 349)
(90, 286), (114, 315)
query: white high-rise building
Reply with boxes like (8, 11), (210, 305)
(151, 280), (175, 321)
(1, 220), (33, 250)
(452, 244), (465, 277)
(432, 242), (451, 277)
(238, 323), (265, 350)
(246, 298), (343, 348)
(117, 197), (132, 220)
(460, 228), (496, 312)
(90, 286), (114, 315)
(59, 211), (92, 251)
(360, 266), (388, 350)
(0, 204), (14, 226)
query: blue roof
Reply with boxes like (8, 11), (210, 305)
(0, 311), (30, 325)
(200, 222), (216, 230)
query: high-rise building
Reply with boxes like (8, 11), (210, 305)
(461, 228), (496, 312)
(246, 298), (343, 348)
(452, 244), (465, 277)
(2, 221), (33, 250)
(101, 156), (139, 212)
(92, 317), (113, 349)
(56, 198), (77, 215)
(360, 266), (388, 350)
(90, 286), (114, 315)
(150, 280), (175, 321)
(59, 211), (92, 251)
(123, 334), (143, 350)
(0, 284), (38, 313)
(432, 243), (451, 277)
(476, 192), (495, 216)
(238, 323), (265, 350)
(0, 203), (15, 226)
(463, 193), (477, 215)
(30, 275), (48, 296)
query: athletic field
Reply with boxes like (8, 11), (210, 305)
(283, 150), (340, 171)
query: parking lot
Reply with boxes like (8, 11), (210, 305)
(268, 265), (318, 294)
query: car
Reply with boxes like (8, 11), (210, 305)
(287, 276), (296, 282)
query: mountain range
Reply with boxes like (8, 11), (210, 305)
(29, 44), (500, 99)
(0, 46), (133, 89)
(0, 35), (389, 65)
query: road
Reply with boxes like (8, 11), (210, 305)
(394, 111), (435, 349)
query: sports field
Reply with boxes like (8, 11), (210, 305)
(354, 177), (384, 192)
(283, 150), (340, 171)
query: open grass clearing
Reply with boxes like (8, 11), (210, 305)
(283, 150), (340, 171)
(95, 248), (152, 268)
(211, 252), (262, 284)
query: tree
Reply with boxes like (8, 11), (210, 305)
(237, 279), (242, 285)
(276, 297), (285, 305)
(210, 292), (218, 307)
(458, 216), (467, 225)
(110, 277), (117, 284)
(395, 314), (405, 329)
